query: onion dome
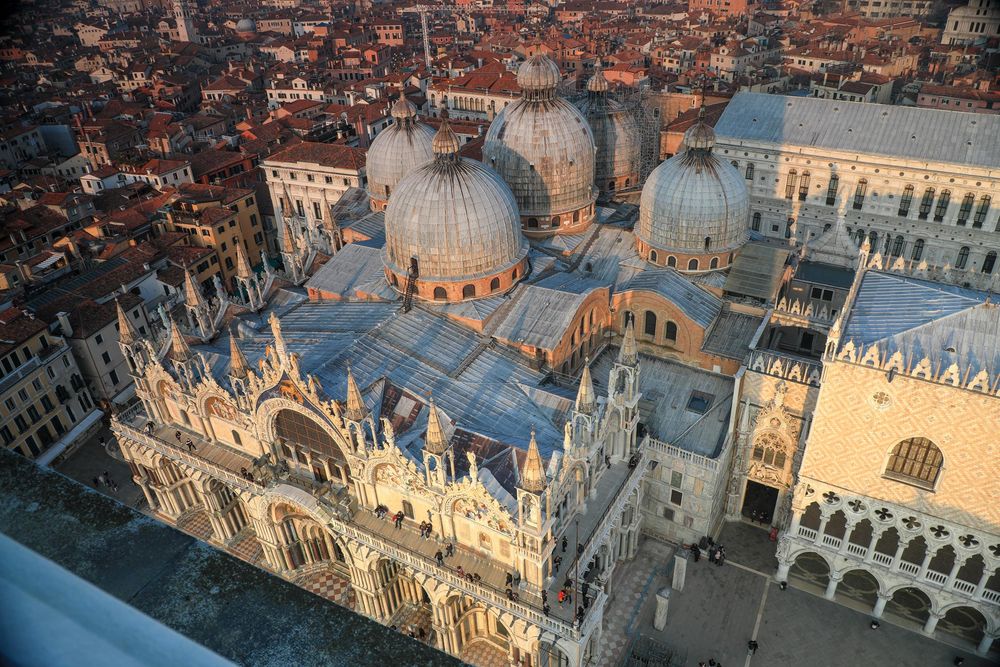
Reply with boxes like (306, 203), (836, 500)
(483, 54), (597, 237)
(366, 95), (436, 211)
(575, 62), (641, 197)
(636, 105), (749, 273)
(383, 116), (529, 302)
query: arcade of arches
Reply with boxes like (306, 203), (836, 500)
(778, 500), (1000, 656)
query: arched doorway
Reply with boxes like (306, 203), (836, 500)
(788, 551), (831, 591)
(837, 569), (881, 608)
(884, 586), (932, 627)
(447, 596), (511, 666)
(938, 605), (989, 646)
(273, 408), (351, 486)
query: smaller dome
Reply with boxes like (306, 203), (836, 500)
(684, 106), (715, 151)
(235, 18), (256, 32)
(517, 55), (561, 94)
(432, 116), (461, 157)
(391, 95), (417, 120)
(587, 63), (609, 93)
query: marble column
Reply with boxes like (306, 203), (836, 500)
(824, 573), (841, 600)
(871, 593), (890, 619)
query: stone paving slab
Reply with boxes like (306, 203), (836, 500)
(620, 523), (998, 667)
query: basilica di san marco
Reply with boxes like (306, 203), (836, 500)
(110, 54), (1000, 666)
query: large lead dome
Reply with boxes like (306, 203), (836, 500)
(383, 117), (529, 302)
(575, 63), (641, 197)
(483, 54), (597, 237)
(637, 107), (749, 273)
(366, 96), (436, 211)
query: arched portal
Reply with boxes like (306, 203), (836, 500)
(938, 605), (989, 646)
(272, 408), (351, 485)
(837, 569), (881, 608)
(885, 586), (932, 627)
(789, 551), (831, 590)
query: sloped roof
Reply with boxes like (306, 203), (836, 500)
(724, 243), (788, 301)
(617, 268), (722, 329)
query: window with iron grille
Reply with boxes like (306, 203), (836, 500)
(898, 185), (913, 217)
(885, 437), (942, 489)
(917, 187), (934, 220)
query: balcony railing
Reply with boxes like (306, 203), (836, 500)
(113, 404), (606, 642)
(645, 436), (719, 472)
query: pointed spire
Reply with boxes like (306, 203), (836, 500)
(281, 219), (296, 252)
(619, 317), (638, 365)
(268, 311), (286, 362)
(168, 317), (192, 362)
(424, 396), (449, 455)
(116, 299), (138, 346)
(183, 266), (206, 310)
(576, 358), (596, 414)
(520, 427), (547, 493)
(235, 241), (253, 280)
(228, 331), (250, 379)
(345, 365), (367, 421)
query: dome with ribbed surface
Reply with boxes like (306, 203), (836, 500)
(517, 55), (561, 97)
(383, 123), (528, 293)
(366, 97), (436, 210)
(235, 18), (256, 32)
(637, 114), (749, 270)
(483, 54), (596, 236)
(575, 65), (640, 196)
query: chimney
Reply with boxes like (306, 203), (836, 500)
(57, 311), (73, 337)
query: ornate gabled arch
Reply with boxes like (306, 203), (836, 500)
(257, 396), (352, 464)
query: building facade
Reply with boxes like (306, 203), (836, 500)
(774, 251), (1000, 657)
(715, 93), (1000, 274)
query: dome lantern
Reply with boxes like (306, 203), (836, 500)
(517, 55), (561, 101)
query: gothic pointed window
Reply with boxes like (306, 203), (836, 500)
(885, 437), (943, 489)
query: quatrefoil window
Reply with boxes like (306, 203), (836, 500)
(822, 491), (840, 504)
(874, 508), (893, 521)
(990, 544), (1000, 557)
(930, 525), (950, 539)
(902, 516), (921, 530)
(958, 535), (979, 548)
(804, 484), (816, 497)
(848, 500), (865, 513)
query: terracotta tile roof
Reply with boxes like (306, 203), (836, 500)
(265, 141), (366, 171)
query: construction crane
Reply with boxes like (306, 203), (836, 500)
(400, 3), (465, 70)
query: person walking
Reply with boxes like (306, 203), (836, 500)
(561, 535), (568, 553)
(747, 640), (759, 655)
(690, 543), (701, 562)
(435, 550), (444, 567)
(445, 542), (454, 557)
(394, 511), (404, 529)
(557, 590), (566, 606)
(175, 431), (181, 442)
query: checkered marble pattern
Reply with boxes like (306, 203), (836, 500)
(391, 603), (433, 643)
(460, 639), (509, 667)
(176, 509), (213, 541)
(297, 569), (356, 610)
(597, 541), (667, 666)
(228, 531), (265, 567)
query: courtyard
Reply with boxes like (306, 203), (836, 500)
(601, 522), (997, 667)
